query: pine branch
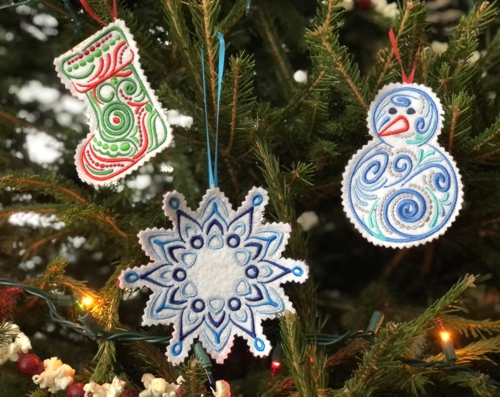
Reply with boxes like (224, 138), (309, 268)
(131, 342), (178, 383)
(279, 312), (327, 397)
(28, 389), (50, 397)
(342, 275), (476, 395)
(253, 135), (320, 347)
(445, 373), (499, 397)
(0, 174), (88, 205)
(442, 93), (473, 155)
(431, 2), (496, 96)
(218, 0), (246, 35)
(429, 335), (500, 365)
(179, 358), (206, 397)
(91, 340), (116, 383)
(32, 256), (99, 300)
(306, 0), (368, 111)
(254, 4), (296, 99)
(443, 315), (500, 338)
(163, 0), (203, 96)
(189, 0), (221, 119)
(253, 137), (306, 259)
(0, 322), (19, 348)
(370, 1), (427, 95)
(0, 205), (57, 227)
(273, 71), (327, 128)
(0, 175), (134, 241)
(224, 57), (243, 157)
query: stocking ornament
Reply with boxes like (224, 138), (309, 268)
(55, 19), (172, 185)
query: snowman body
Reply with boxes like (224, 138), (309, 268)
(342, 83), (463, 248)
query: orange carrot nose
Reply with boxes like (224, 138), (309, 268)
(379, 115), (410, 136)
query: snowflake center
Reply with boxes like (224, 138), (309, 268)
(185, 242), (244, 303)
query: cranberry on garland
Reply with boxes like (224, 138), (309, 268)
(17, 353), (44, 377)
(66, 383), (85, 397)
(120, 390), (141, 397)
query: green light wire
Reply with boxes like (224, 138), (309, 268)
(0, 278), (171, 345)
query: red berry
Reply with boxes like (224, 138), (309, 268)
(354, 0), (372, 10)
(66, 383), (85, 397)
(17, 354), (44, 377)
(120, 391), (141, 397)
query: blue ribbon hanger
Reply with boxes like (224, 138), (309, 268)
(201, 32), (226, 188)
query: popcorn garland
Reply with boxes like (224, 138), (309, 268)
(0, 323), (231, 396)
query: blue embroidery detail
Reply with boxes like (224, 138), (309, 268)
(169, 197), (180, 210)
(245, 265), (259, 279)
(172, 341), (183, 356)
(252, 194), (264, 206)
(192, 298), (205, 313)
(292, 266), (304, 276)
(119, 187), (308, 363)
(125, 272), (139, 283)
(227, 234), (240, 248)
(173, 268), (187, 282)
(228, 297), (241, 311)
(344, 84), (462, 247)
(190, 235), (204, 249)
(254, 338), (265, 351)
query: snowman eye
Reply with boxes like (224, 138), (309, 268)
(388, 108), (397, 114)
(407, 108), (416, 115)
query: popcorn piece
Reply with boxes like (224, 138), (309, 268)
(83, 376), (127, 397)
(108, 377), (127, 397)
(431, 41), (448, 55)
(297, 211), (319, 231)
(33, 357), (75, 393)
(0, 325), (32, 365)
(84, 381), (110, 397)
(139, 374), (181, 397)
(372, 0), (399, 18)
(211, 380), (231, 397)
(293, 70), (308, 84)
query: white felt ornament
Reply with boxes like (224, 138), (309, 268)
(341, 83), (463, 248)
(32, 357), (75, 393)
(119, 187), (309, 364)
(139, 374), (183, 397)
(54, 19), (173, 186)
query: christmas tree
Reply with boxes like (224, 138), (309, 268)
(2, 0), (500, 396)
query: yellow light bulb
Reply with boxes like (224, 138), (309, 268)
(82, 296), (94, 308)
(440, 331), (450, 341)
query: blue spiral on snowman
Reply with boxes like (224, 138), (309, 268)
(344, 84), (462, 247)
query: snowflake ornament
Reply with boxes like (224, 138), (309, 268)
(119, 187), (308, 364)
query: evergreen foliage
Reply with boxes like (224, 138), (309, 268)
(1, 0), (500, 395)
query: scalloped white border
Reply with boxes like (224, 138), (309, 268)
(54, 19), (173, 186)
(118, 187), (309, 364)
(341, 83), (464, 248)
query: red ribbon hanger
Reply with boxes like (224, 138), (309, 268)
(79, 0), (118, 26)
(388, 28), (419, 85)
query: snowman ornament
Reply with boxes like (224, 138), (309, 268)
(342, 83), (463, 248)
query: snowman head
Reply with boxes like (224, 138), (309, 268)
(368, 83), (443, 147)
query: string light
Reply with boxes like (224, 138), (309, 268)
(0, 278), (171, 345)
(271, 344), (283, 377)
(81, 296), (94, 308)
(440, 329), (457, 362)
(194, 342), (216, 390)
